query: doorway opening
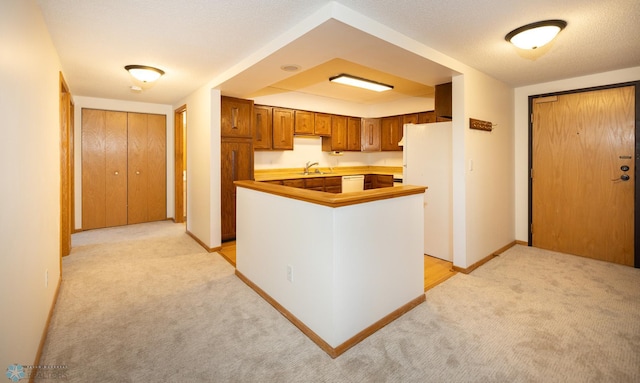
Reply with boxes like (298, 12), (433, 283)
(174, 105), (187, 224)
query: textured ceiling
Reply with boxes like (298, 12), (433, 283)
(36, 0), (640, 105)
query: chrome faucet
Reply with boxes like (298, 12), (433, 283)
(304, 161), (319, 175)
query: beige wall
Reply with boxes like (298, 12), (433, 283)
(514, 66), (640, 242)
(0, 0), (63, 368)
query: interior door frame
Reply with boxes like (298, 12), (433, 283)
(527, 81), (640, 268)
(174, 105), (186, 224)
(59, 72), (72, 260)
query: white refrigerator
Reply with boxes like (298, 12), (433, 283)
(402, 122), (453, 261)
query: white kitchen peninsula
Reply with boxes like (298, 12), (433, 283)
(234, 181), (426, 358)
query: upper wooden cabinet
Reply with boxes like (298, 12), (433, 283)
(331, 115), (348, 151)
(418, 111), (436, 123)
(253, 105), (273, 150)
(272, 108), (294, 150)
(314, 113), (332, 136)
(403, 114), (419, 125)
(294, 110), (315, 135)
(346, 117), (361, 151)
(381, 116), (403, 151)
(361, 118), (381, 152)
(221, 96), (253, 138)
(435, 82), (452, 121)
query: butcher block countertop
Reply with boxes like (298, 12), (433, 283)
(253, 166), (403, 181)
(234, 180), (424, 208)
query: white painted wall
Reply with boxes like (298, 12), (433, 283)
(236, 187), (424, 347)
(173, 87), (222, 249)
(514, 66), (640, 241)
(73, 96), (174, 230)
(457, 70), (515, 268)
(0, 0), (63, 368)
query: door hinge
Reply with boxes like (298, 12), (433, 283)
(530, 223), (534, 234)
(530, 168), (534, 180)
(530, 113), (533, 124)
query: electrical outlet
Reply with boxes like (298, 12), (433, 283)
(286, 265), (293, 282)
(45, 269), (48, 287)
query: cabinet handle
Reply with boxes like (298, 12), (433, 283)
(114, 171), (119, 175)
(232, 107), (238, 130)
(136, 171), (140, 175)
(232, 150), (237, 181)
(256, 113), (262, 140)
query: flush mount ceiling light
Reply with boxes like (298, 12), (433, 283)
(505, 20), (567, 50)
(125, 65), (165, 83)
(329, 74), (393, 92)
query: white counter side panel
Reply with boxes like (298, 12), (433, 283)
(236, 187), (336, 344)
(332, 194), (425, 345)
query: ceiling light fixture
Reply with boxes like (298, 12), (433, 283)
(125, 65), (165, 83)
(505, 20), (567, 50)
(329, 74), (393, 92)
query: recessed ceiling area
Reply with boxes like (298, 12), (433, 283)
(247, 58), (435, 104)
(217, 19), (457, 107)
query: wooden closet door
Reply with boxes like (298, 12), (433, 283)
(127, 112), (166, 224)
(127, 113), (149, 224)
(105, 111), (128, 227)
(146, 114), (167, 222)
(82, 109), (106, 230)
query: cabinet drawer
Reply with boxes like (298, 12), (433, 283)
(304, 178), (324, 189)
(282, 179), (304, 188)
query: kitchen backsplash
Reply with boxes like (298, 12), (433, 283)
(254, 136), (403, 170)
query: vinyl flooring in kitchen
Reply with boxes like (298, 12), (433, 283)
(218, 241), (456, 291)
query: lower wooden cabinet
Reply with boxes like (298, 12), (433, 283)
(221, 138), (253, 241)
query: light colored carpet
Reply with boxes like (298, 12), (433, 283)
(38, 221), (640, 382)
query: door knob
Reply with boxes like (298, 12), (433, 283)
(114, 171), (119, 175)
(136, 171), (140, 175)
(620, 165), (630, 172)
(620, 174), (630, 181)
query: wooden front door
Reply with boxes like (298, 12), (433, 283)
(531, 86), (635, 266)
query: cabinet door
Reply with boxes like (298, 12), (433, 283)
(418, 111), (436, 123)
(346, 117), (361, 151)
(435, 82), (452, 121)
(253, 106), (272, 150)
(294, 110), (314, 135)
(361, 118), (381, 152)
(221, 139), (253, 241)
(314, 113), (332, 136)
(403, 114), (419, 125)
(221, 96), (253, 138)
(272, 108), (294, 150)
(330, 115), (348, 151)
(381, 116), (403, 151)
